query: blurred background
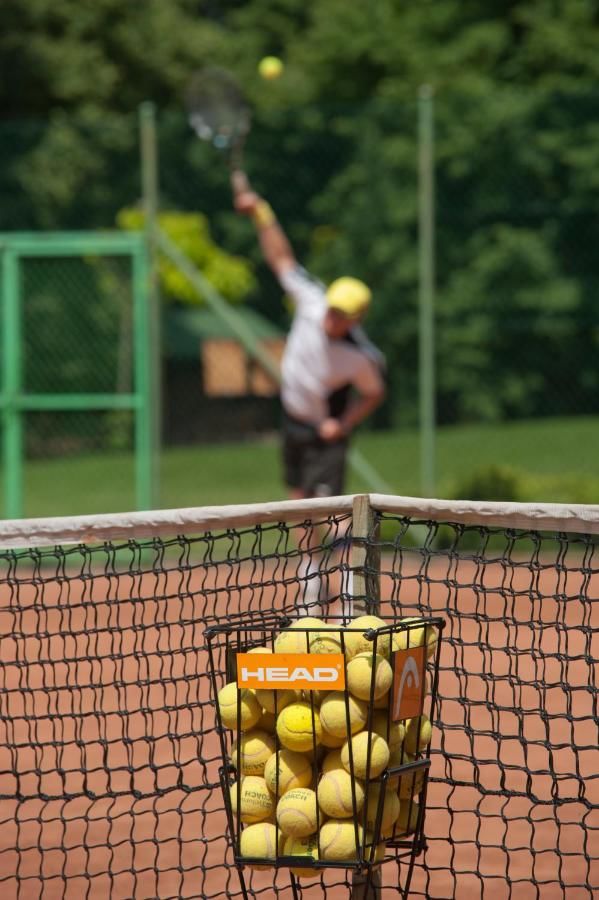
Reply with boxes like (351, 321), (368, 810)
(1, 0), (598, 517)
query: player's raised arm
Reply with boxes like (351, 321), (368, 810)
(231, 170), (296, 276)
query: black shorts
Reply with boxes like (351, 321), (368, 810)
(282, 413), (348, 497)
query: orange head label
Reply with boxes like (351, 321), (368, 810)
(392, 645), (425, 721)
(237, 653), (345, 691)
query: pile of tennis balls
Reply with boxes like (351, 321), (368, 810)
(217, 614), (436, 877)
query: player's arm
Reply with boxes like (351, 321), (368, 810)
(231, 170), (296, 276)
(319, 367), (386, 442)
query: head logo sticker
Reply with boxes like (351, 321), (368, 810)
(237, 653), (345, 691)
(392, 645), (425, 721)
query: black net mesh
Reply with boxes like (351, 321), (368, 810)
(0, 507), (596, 898)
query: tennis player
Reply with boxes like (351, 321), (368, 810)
(232, 171), (386, 502)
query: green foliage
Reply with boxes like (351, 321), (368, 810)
(117, 208), (256, 305)
(450, 464), (523, 502)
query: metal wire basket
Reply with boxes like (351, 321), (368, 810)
(206, 613), (444, 892)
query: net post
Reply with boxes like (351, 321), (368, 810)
(351, 494), (382, 898)
(351, 493), (381, 617)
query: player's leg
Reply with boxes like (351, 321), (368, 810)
(301, 437), (351, 608)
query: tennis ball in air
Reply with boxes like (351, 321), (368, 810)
(230, 776), (274, 824)
(344, 615), (391, 660)
(319, 820), (363, 861)
(258, 56), (284, 80)
(341, 731), (390, 780)
(264, 748), (313, 796)
(404, 715), (432, 755)
(317, 768), (365, 819)
(231, 730), (276, 775)
(347, 652), (393, 702)
(283, 834), (319, 877)
(319, 691), (368, 739)
(276, 787), (318, 837)
(239, 821), (280, 869)
(396, 753), (426, 800)
(274, 617), (323, 654)
(364, 784), (400, 837)
(218, 682), (262, 730)
(393, 617), (437, 658)
(276, 701), (322, 752)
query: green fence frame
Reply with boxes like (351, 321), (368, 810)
(0, 231), (155, 518)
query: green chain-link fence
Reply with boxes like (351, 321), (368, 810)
(0, 232), (155, 518)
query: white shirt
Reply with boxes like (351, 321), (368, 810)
(279, 266), (384, 426)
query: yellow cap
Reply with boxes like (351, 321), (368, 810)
(326, 277), (372, 317)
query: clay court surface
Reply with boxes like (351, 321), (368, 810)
(0, 545), (596, 898)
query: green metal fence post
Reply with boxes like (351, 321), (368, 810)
(418, 85), (436, 497)
(133, 242), (154, 510)
(1, 249), (23, 517)
(139, 101), (161, 508)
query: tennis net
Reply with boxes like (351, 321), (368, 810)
(0, 494), (596, 898)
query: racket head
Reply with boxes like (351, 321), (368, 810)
(185, 67), (251, 153)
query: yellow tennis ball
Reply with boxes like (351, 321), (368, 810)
(364, 784), (400, 837)
(319, 820), (363, 861)
(393, 617), (437, 658)
(255, 687), (296, 715)
(371, 712), (406, 754)
(347, 652), (393, 701)
(364, 832), (386, 865)
(396, 754), (426, 800)
(258, 55), (284, 80)
(283, 834), (319, 877)
(344, 615), (391, 660)
(276, 702), (322, 752)
(274, 617), (322, 654)
(218, 682), (262, 730)
(404, 715), (432, 755)
(341, 731), (390, 780)
(230, 776), (274, 824)
(320, 726), (346, 749)
(396, 800), (420, 835)
(321, 748), (343, 774)
(239, 822), (281, 869)
(264, 749), (313, 796)
(231, 729), (276, 775)
(309, 622), (344, 655)
(248, 645), (273, 654)
(319, 691), (368, 739)
(231, 730), (277, 775)
(276, 787), (318, 837)
(317, 768), (365, 819)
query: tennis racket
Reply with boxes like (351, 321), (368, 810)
(185, 66), (251, 170)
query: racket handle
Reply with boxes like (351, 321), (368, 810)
(231, 169), (250, 195)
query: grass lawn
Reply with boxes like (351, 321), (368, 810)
(8, 415), (599, 519)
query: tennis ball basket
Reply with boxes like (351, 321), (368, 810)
(206, 613), (444, 891)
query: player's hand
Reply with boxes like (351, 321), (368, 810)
(318, 418), (346, 442)
(234, 189), (261, 216)
(231, 169), (251, 196)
